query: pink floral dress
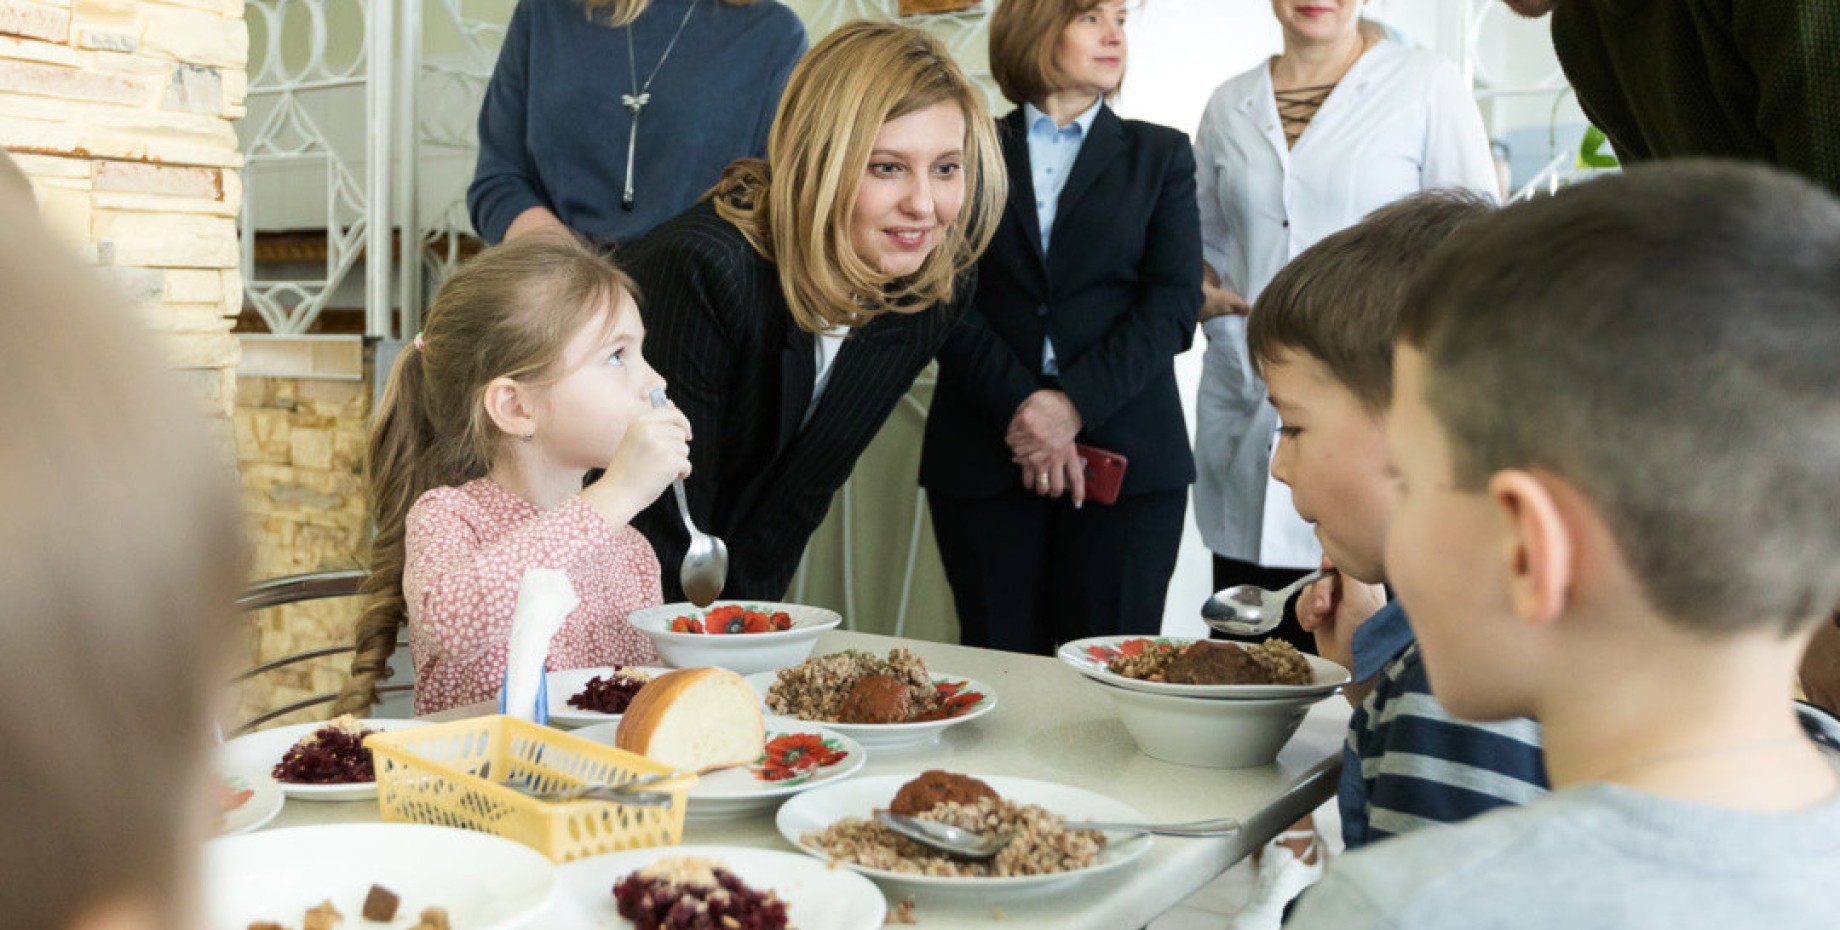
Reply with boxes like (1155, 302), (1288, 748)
(403, 478), (661, 714)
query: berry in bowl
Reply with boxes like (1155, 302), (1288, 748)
(626, 601), (842, 676)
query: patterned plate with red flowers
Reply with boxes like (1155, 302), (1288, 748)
(1057, 635), (1349, 700)
(570, 717), (865, 821)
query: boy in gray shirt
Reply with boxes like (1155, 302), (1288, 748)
(1286, 162), (1840, 929)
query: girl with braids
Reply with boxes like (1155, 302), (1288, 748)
(334, 235), (691, 716)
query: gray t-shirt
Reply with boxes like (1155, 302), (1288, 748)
(1287, 768), (1840, 930)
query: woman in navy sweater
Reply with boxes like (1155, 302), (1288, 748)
(467, 0), (806, 247)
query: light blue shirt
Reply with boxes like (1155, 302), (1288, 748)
(1024, 98), (1103, 376)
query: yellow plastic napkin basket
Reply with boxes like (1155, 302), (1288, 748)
(367, 714), (694, 862)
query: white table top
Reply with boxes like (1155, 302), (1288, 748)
(261, 630), (1349, 929)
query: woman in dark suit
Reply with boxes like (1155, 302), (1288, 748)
(619, 21), (1008, 602)
(920, 0), (1202, 655)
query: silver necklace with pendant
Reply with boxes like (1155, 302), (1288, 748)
(621, 0), (699, 211)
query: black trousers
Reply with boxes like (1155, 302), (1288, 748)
(930, 488), (1186, 657)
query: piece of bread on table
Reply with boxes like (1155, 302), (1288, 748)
(615, 667), (764, 773)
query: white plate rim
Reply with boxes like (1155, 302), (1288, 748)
(553, 843), (886, 930)
(775, 773), (1152, 890)
(216, 768), (284, 837)
(205, 822), (558, 930)
(1056, 635), (1350, 699)
(219, 717), (430, 801)
(545, 665), (674, 729)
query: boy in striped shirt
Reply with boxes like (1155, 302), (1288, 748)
(1286, 162), (1840, 930)
(1246, 190), (1548, 852)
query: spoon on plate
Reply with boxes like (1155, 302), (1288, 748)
(648, 387), (728, 607)
(1200, 567), (1333, 637)
(875, 811), (1241, 860)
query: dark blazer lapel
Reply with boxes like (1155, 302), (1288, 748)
(998, 109), (1045, 266)
(1056, 104), (1125, 224)
(774, 313), (816, 455)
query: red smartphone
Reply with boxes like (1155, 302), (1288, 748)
(1075, 444), (1128, 506)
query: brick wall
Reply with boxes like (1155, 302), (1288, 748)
(1, 0), (246, 417)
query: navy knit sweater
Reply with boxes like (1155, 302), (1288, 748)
(467, 0), (806, 245)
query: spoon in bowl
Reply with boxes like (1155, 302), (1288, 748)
(1200, 567), (1332, 637)
(648, 388), (728, 607)
(875, 811), (1241, 860)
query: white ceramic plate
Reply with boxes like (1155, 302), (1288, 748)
(552, 844), (885, 930)
(743, 669), (997, 752)
(219, 717), (430, 801)
(626, 601), (842, 675)
(217, 768), (284, 837)
(205, 823), (556, 930)
(572, 716), (866, 820)
(1057, 635), (1350, 700)
(777, 774), (1152, 893)
(545, 666), (674, 729)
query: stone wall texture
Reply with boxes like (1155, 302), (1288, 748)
(233, 370), (370, 730)
(1, 0), (246, 416)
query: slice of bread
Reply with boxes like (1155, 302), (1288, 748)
(615, 667), (764, 773)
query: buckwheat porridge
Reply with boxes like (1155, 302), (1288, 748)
(806, 796), (1105, 878)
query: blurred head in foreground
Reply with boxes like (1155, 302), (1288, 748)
(0, 168), (244, 930)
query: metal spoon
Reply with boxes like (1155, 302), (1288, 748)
(487, 768), (688, 809)
(648, 388), (728, 607)
(1201, 567), (1332, 637)
(875, 811), (1241, 860)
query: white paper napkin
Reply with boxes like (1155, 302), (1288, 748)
(497, 568), (579, 724)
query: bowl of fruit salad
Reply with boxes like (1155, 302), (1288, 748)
(626, 601), (843, 675)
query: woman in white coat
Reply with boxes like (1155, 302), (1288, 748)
(1193, 2), (1498, 633)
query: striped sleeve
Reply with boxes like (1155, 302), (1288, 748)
(1344, 642), (1549, 848)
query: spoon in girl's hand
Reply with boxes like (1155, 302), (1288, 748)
(648, 388), (727, 606)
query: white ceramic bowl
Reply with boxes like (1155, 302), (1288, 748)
(1095, 678), (1333, 768)
(626, 601), (841, 675)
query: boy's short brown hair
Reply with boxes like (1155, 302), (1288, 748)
(1399, 161), (1840, 637)
(989, 0), (1116, 107)
(1249, 189), (1494, 410)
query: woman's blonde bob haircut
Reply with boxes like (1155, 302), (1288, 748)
(708, 20), (1007, 333)
(581, 0), (761, 28)
(990, 0), (1121, 107)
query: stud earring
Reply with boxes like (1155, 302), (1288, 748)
(521, 432), (533, 443)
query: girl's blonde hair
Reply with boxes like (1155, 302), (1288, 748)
(0, 181), (243, 929)
(333, 235), (639, 714)
(709, 20), (1007, 333)
(581, 0), (763, 28)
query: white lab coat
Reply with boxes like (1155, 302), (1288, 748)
(1193, 39), (1498, 567)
